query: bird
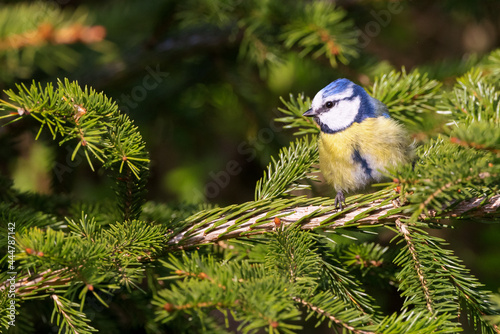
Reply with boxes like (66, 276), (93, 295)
(303, 78), (413, 209)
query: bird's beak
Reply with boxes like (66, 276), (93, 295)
(303, 108), (316, 117)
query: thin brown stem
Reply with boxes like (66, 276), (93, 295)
(293, 296), (374, 334)
(395, 219), (433, 313)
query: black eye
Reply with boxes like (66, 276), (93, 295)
(325, 101), (336, 108)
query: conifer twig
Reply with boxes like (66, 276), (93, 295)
(2, 196), (498, 299)
(292, 296), (374, 334)
(395, 219), (433, 313)
(0, 268), (73, 294)
(167, 195), (500, 249)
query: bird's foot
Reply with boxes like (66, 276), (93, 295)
(334, 191), (346, 210)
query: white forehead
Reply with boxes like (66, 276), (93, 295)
(311, 84), (354, 111)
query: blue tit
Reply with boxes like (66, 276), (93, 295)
(303, 78), (413, 209)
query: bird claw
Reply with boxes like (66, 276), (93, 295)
(334, 191), (346, 210)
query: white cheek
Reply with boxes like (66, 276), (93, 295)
(319, 97), (360, 132)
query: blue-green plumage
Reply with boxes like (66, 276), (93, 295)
(303, 79), (412, 209)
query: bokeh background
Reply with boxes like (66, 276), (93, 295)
(0, 0), (499, 318)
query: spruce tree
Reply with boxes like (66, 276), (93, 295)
(0, 1), (499, 333)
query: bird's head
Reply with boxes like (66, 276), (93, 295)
(303, 78), (385, 133)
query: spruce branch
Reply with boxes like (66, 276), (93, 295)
(154, 252), (302, 333)
(394, 138), (499, 222)
(394, 219), (434, 313)
(276, 94), (319, 136)
(337, 242), (387, 274)
(391, 221), (500, 333)
(449, 122), (500, 154)
(255, 136), (319, 200)
(417, 172), (490, 217)
(368, 68), (442, 127)
(487, 294), (500, 329)
(269, 227), (379, 318)
(0, 79), (150, 220)
(481, 49), (500, 83)
(156, 228), (376, 333)
(167, 192), (500, 250)
(374, 311), (460, 334)
(0, 6), (499, 334)
(283, 1), (359, 66)
(320, 259), (378, 318)
(0, 291), (12, 330)
(51, 294), (97, 334)
(0, 218), (168, 300)
(292, 296), (374, 334)
(0, 268), (72, 296)
(3, 194), (498, 303)
(287, 232), (380, 328)
(265, 226), (320, 288)
(444, 69), (500, 124)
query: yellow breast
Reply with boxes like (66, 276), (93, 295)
(318, 117), (412, 193)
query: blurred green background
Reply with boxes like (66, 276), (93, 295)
(0, 0), (499, 303)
